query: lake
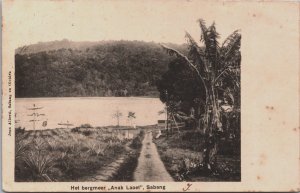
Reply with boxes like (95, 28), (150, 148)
(15, 97), (166, 130)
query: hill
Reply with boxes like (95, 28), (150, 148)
(16, 39), (106, 55)
(15, 40), (187, 97)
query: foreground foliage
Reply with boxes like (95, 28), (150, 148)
(15, 127), (139, 182)
(159, 19), (241, 170)
(153, 130), (240, 181)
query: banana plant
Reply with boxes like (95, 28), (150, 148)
(161, 19), (241, 170)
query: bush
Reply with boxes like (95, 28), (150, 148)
(23, 150), (56, 181)
(138, 130), (145, 137)
(15, 134), (29, 160)
(16, 127), (26, 134)
(82, 130), (92, 136)
(46, 139), (62, 152)
(130, 137), (142, 149)
(71, 127), (80, 133)
(107, 142), (124, 155)
(180, 131), (204, 141)
(51, 130), (58, 136)
(130, 130), (145, 149)
(80, 124), (92, 128)
(71, 128), (93, 136)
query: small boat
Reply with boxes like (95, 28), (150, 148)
(27, 104), (43, 110)
(58, 123), (74, 126)
(58, 121), (74, 128)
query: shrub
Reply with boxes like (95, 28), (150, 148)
(180, 131), (204, 141)
(15, 134), (29, 160)
(130, 130), (145, 149)
(23, 150), (56, 181)
(174, 156), (205, 181)
(94, 144), (107, 156)
(71, 127), (80, 133)
(85, 140), (107, 156)
(80, 124), (92, 128)
(64, 142), (81, 155)
(82, 130), (92, 136)
(57, 151), (72, 172)
(107, 142), (124, 155)
(32, 138), (49, 151)
(50, 130), (58, 136)
(130, 137), (142, 149)
(46, 139), (62, 152)
(138, 130), (145, 137)
(16, 127), (26, 134)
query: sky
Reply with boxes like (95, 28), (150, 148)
(3, 0), (248, 48)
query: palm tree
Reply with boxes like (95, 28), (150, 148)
(127, 111), (136, 127)
(161, 19), (241, 170)
(112, 109), (123, 127)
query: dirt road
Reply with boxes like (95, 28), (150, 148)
(133, 131), (173, 181)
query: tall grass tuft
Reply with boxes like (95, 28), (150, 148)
(23, 150), (56, 181)
(15, 134), (30, 160)
(21, 138), (57, 181)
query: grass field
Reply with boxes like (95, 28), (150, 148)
(15, 126), (142, 182)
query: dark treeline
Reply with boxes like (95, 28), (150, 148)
(15, 40), (187, 98)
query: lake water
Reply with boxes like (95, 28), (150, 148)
(15, 97), (165, 130)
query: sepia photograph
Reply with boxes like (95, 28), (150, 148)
(2, 0), (299, 192)
(14, 18), (241, 183)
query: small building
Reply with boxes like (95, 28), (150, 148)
(157, 120), (170, 129)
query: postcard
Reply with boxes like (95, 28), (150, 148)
(2, 0), (299, 192)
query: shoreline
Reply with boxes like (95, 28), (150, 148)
(16, 125), (158, 131)
(15, 96), (161, 100)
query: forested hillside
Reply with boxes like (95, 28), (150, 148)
(15, 40), (186, 97)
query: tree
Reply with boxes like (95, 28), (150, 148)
(157, 58), (206, 130)
(127, 111), (136, 127)
(161, 19), (241, 170)
(112, 110), (123, 127)
(15, 40), (181, 98)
